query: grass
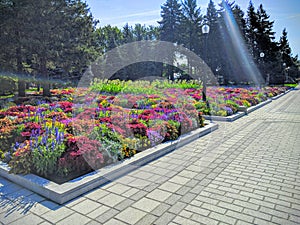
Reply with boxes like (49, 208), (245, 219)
(284, 83), (298, 88)
(0, 94), (14, 100)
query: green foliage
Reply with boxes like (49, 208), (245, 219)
(90, 79), (201, 95)
(9, 141), (33, 174)
(0, 0), (99, 96)
(284, 83), (297, 88)
(30, 125), (66, 177)
(0, 75), (17, 96)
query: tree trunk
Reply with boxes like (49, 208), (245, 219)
(16, 38), (26, 97)
(40, 56), (51, 97)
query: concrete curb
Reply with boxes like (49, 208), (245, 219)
(246, 99), (272, 114)
(203, 112), (245, 122)
(271, 89), (292, 100)
(0, 123), (218, 204)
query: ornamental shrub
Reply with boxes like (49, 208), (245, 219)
(0, 75), (17, 96)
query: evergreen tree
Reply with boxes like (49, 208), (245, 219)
(279, 28), (293, 67)
(246, 1), (259, 57)
(255, 4), (278, 82)
(256, 4), (276, 55)
(218, 0), (238, 84)
(181, 0), (202, 52)
(180, 0), (203, 78)
(159, 0), (182, 43)
(232, 5), (247, 37)
(95, 25), (123, 53)
(146, 25), (160, 40)
(159, 0), (182, 80)
(0, 0), (31, 96)
(205, 0), (221, 82)
(0, 0), (98, 96)
(122, 23), (134, 44)
(279, 28), (299, 82)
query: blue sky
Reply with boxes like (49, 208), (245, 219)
(85, 0), (300, 57)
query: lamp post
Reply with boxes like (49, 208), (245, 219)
(286, 67), (290, 83)
(202, 24), (210, 102)
(259, 52), (265, 86)
(283, 62), (286, 86)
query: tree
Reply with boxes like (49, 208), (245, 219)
(159, 0), (182, 43)
(232, 5), (247, 37)
(279, 28), (299, 82)
(159, 0), (182, 80)
(146, 25), (160, 41)
(122, 23), (134, 44)
(0, 0), (98, 96)
(181, 0), (202, 52)
(255, 4), (278, 83)
(95, 25), (123, 53)
(0, 0), (31, 97)
(256, 4), (277, 55)
(279, 28), (293, 67)
(180, 0), (203, 78)
(246, 0), (259, 56)
(205, 0), (221, 81)
(218, 0), (239, 84)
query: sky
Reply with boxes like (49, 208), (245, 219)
(85, 0), (300, 57)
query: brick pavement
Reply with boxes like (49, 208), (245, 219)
(1, 89), (300, 225)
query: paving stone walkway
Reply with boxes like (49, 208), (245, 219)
(1, 89), (300, 225)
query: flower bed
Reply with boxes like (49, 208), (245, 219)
(0, 80), (290, 184)
(186, 86), (289, 117)
(0, 84), (205, 183)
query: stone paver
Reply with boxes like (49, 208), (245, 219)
(1, 89), (300, 224)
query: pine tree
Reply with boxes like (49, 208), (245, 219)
(159, 0), (182, 80)
(232, 5), (247, 37)
(0, 0), (98, 96)
(279, 28), (293, 67)
(159, 0), (182, 43)
(205, 0), (221, 81)
(255, 4), (278, 82)
(181, 0), (202, 52)
(180, 0), (203, 78)
(218, 0), (238, 84)
(122, 23), (134, 44)
(0, 0), (31, 97)
(256, 4), (276, 55)
(246, 1), (259, 58)
(279, 28), (299, 83)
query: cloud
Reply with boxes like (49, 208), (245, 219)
(101, 10), (160, 23)
(113, 19), (159, 27)
(286, 13), (300, 20)
(99, 9), (161, 27)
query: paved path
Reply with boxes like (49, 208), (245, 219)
(1, 89), (300, 225)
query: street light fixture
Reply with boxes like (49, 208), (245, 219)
(201, 24), (210, 102)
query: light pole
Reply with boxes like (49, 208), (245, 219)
(283, 62), (286, 86)
(259, 52), (265, 86)
(202, 24), (210, 102)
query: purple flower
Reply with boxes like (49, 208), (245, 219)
(13, 142), (20, 152)
(38, 146), (42, 155)
(55, 127), (59, 137)
(223, 106), (233, 116)
(42, 136), (47, 145)
(52, 141), (55, 151)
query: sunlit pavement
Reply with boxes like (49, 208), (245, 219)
(1, 88), (300, 225)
